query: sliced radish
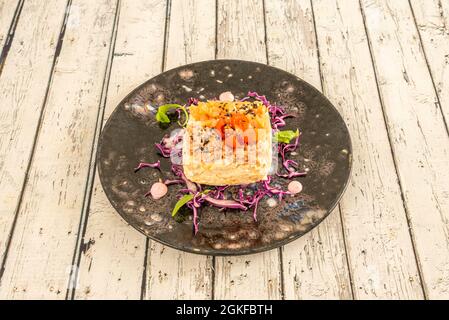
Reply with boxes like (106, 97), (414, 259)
(288, 180), (303, 194)
(150, 182), (168, 199)
(219, 91), (234, 102)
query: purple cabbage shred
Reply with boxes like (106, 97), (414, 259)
(134, 160), (161, 172)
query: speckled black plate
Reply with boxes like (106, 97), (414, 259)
(97, 60), (352, 256)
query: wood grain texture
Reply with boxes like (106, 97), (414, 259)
(0, 0), (67, 270)
(146, 244), (213, 299)
(0, 0), (118, 299)
(314, 0), (424, 299)
(0, 0), (19, 52)
(74, 0), (167, 299)
(265, 0), (352, 300)
(410, 0), (449, 127)
(1, 0), (447, 300)
(215, 0), (282, 300)
(145, 0), (215, 300)
(361, 0), (449, 299)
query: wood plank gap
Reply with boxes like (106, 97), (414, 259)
(261, 0), (284, 300)
(214, 0), (218, 58)
(211, 0), (218, 299)
(210, 255), (216, 300)
(261, 0), (283, 300)
(0, 0), (24, 75)
(261, 0), (270, 65)
(309, 0), (326, 94)
(140, 238), (150, 300)
(336, 206), (355, 299)
(66, 0), (122, 300)
(277, 247), (285, 300)
(407, 0), (449, 137)
(73, 0), (168, 299)
(309, 0), (355, 300)
(0, 0), (72, 282)
(140, 0), (171, 300)
(161, 0), (172, 72)
(358, 0), (428, 299)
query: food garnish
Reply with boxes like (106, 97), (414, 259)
(156, 103), (189, 127)
(172, 194), (194, 217)
(134, 160), (161, 172)
(218, 91), (234, 101)
(148, 181), (168, 200)
(136, 92), (306, 234)
(288, 180), (303, 194)
(274, 129), (300, 144)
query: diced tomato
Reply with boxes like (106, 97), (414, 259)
(191, 102), (265, 144)
(230, 113), (249, 131)
(214, 119), (226, 138)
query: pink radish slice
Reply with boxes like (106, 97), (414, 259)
(150, 182), (168, 199)
(288, 181), (303, 194)
(219, 91), (234, 102)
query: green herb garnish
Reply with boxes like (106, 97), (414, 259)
(273, 129), (300, 144)
(172, 194), (194, 217)
(171, 190), (210, 217)
(156, 104), (189, 126)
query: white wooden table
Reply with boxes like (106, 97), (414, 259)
(0, 0), (448, 300)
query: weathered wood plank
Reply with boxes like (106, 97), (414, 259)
(0, 0), (20, 54)
(214, 0), (282, 300)
(410, 0), (449, 128)
(145, 0), (215, 300)
(146, 244), (213, 300)
(0, 0), (68, 273)
(74, 0), (167, 299)
(313, 0), (424, 299)
(361, 0), (449, 299)
(265, 0), (352, 300)
(0, 0), (118, 299)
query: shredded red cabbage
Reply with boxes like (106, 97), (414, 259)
(155, 131), (183, 158)
(172, 164), (198, 192)
(204, 196), (247, 210)
(134, 160), (161, 172)
(251, 191), (267, 221)
(187, 97), (199, 106)
(163, 179), (184, 185)
(246, 91), (270, 107)
(193, 192), (202, 208)
(213, 186), (229, 200)
(276, 171), (307, 179)
(192, 205), (199, 234)
(155, 142), (171, 158)
(283, 159), (298, 172)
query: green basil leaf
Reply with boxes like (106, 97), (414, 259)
(155, 103), (189, 126)
(156, 104), (183, 124)
(273, 129), (300, 144)
(172, 194), (194, 217)
(156, 111), (170, 123)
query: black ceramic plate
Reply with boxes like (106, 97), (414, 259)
(97, 60), (352, 256)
